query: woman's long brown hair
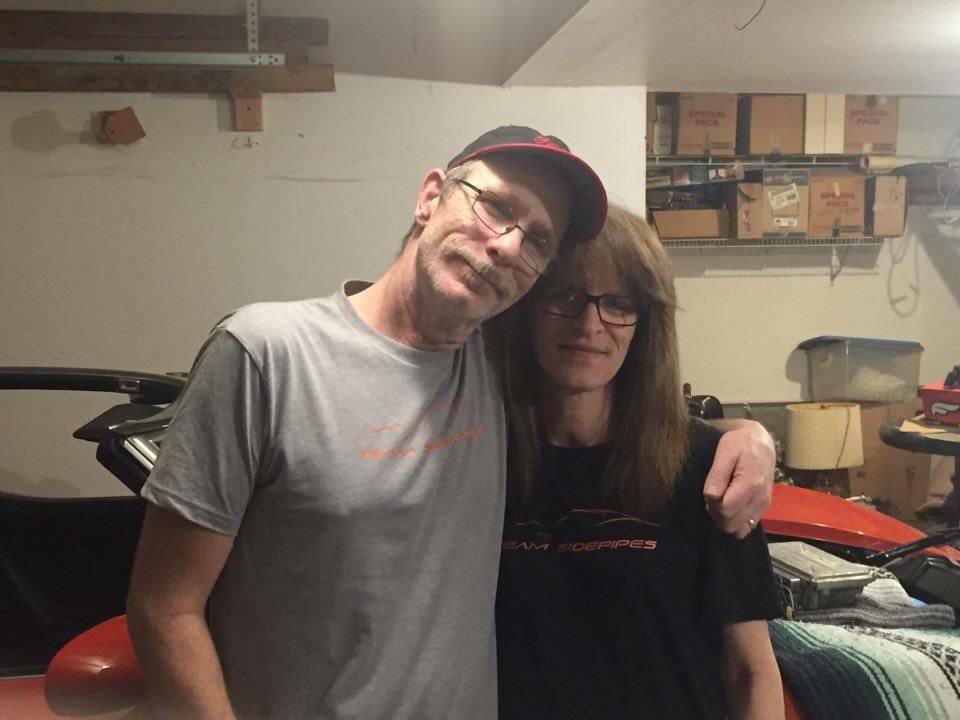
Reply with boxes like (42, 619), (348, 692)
(490, 205), (690, 518)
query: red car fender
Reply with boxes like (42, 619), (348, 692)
(762, 484), (960, 562)
(44, 615), (143, 716)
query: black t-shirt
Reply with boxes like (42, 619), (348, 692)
(496, 420), (782, 720)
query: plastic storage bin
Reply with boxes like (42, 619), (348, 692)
(797, 336), (923, 403)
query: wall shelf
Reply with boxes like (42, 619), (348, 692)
(662, 236), (884, 251)
(647, 154), (864, 169)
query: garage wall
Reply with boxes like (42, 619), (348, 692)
(1, 79), (958, 498)
(0, 74), (645, 496)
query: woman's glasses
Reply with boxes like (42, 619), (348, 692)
(541, 287), (641, 327)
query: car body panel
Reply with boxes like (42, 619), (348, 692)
(1, 369), (955, 720)
(763, 484), (960, 561)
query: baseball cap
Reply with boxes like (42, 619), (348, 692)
(447, 125), (607, 244)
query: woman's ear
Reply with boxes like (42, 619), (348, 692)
(413, 168), (445, 228)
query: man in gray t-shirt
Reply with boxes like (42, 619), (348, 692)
(128, 127), (776, 720)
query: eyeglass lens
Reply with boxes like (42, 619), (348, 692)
(465, 186), (553, 273)
(543, 288), (639, 326)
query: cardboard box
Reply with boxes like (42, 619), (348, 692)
(676, 93), (737, 155)
(652, 104), (675, 156)
(851, 400), (932, 524)
(809, 171), (866, 238)
(651, 209), (729, 239)
(804, 94), (845, 154)
(866, 175), (907, 237)
(844, 95), (899, 155)
(921, 381), (960, 426)
(761, 169), (809, 239)
(726, 182), (763, 239)
(739, 94), (805, 155)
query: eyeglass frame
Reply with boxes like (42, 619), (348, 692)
(453, 179), (557, 275)
(540, 286), (643, 327)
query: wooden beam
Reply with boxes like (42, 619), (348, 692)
(0, 63), (335, 93)
(0, 11), (328, 46)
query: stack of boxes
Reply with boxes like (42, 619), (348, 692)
(647, 93), (906, 241)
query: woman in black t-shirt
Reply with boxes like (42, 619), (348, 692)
(492, 206), (784, 720)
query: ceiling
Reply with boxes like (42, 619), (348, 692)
(509, 0), (960, 94)
(4, 0), (960, 95)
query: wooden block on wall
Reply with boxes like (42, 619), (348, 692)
(103, 105), (145, 144)
(232, 87), (263, 132)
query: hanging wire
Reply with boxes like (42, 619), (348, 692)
(735, 0), (768, 31)
(936, 165), (960, 215)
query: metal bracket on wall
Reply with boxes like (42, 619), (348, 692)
(0, 9), (333, 132)
(0, 48), (284, 67)
(246, 0), (260, 53)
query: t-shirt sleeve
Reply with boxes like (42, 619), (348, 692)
(687, 420), (783, 624)
(702, 523), (783, 624)
(140, 328), (267, 537)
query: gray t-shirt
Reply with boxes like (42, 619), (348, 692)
(141, 284), (505, 719)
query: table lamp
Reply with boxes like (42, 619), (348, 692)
(785, 402), (865, 496)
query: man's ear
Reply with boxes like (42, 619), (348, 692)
(413, 168), (446, 228)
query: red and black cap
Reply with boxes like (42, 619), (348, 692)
(447, 125), (608, 244)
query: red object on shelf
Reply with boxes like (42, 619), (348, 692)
(762, 483), (960, 561)
(921, 381), (960, 426)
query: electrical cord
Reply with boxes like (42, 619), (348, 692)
(735, 0), (768, 31)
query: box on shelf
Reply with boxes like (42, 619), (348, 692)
(726, 182), (763, 239)
(651, 100), (675, 156)
(651, 209), (729, 239)
(646, 173), (674, 189)
(866, 175), (907, 237)
(921, 381), (960, 426)
(738, 94), (805, 155)
(852, 399), (931, 524)
(798, 336), (923, 403)
(844, 95), (899, 155)
(808, 171), (865, 238)
(676, 93), (737, 155)
(804, 94), (845, 154)
(761, 169), (809, 239)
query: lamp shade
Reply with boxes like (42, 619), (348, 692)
(785, 402), (864, 470)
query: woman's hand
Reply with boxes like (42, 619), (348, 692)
(703, 419), (775, 539)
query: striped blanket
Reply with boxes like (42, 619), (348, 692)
(771, 619), (960, 719)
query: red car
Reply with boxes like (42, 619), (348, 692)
(2, 369), (959, 719)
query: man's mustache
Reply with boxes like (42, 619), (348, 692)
(452, 250), (517, 298)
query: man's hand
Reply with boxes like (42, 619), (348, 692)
(703, 419), (775, 539)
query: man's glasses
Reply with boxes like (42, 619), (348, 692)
(454, 179), (556, 275)
(541, 286), (642, 327)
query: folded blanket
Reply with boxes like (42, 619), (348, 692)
(794, 576), (956, 629)
(771, 620), (960, 720)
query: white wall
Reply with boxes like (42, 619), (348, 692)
(0, 74), (645, 496)
(2, 78), (959, 498)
